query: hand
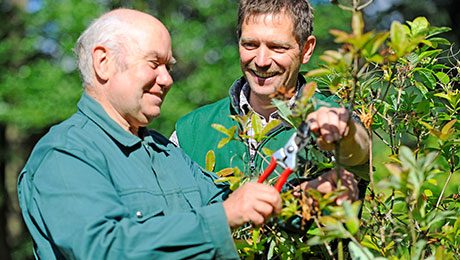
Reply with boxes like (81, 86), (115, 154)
(222, 182), (282, 228)
(307, 107), (369, 166)
(307, 107), (349, 151)
(294, 169), (358, 206)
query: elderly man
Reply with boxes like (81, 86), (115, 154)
(172, 0), (370, 202)
(18, 9), (281, 259)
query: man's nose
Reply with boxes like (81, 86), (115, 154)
(157, 65), (173, 87)
(255, 46), (271, 68)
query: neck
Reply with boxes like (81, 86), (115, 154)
(248, 90), (276, 121)
(84, 87), (139, 136)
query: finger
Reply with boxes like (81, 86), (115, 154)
(337, 108), (349, 136)
(249, 211), (265, 226)
(316, 110), (340, 143)
(253, 201), (275, 220)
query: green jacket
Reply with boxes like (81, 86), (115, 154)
(18, 93), (238, 259)
(175, 75), (339, 178)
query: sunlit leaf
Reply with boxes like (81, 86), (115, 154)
(390, 21), (408, 56)
(427, 27), (451, 38)
(418, 49), (442, 60)
(436, 71), (450, 84)
(349, 241), (373, 260)
(271, 98), (294, 127)
(217, 136), (232, 149)
(409, 17), (429, 36)
(424, 189), (433, 197)
(429, 37), (451, 46)
(441, 119), (457, 135)
(370, 32), (389, 55)
(252, 113), (262, 140)
(305, 68), (332, 77)
(259, 120), (279, 138)
(329, 29), (351, 43)
(216, 168), (235, 177)
(205, 150), (215, 172)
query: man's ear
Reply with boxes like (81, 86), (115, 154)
(301, 35), (316, 64)
(92, 45), (111, 82)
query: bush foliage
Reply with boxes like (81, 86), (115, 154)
(210, 1), (460, 259)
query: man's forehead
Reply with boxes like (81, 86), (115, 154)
(244, 10), (292, 24)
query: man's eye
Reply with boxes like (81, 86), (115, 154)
(272, 46), (288, 52)
(149, 61), (159, 68)
(242, 42), (257, 49)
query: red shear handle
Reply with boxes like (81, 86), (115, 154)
(257, 156), (277, 183)
(274, 168), (293, 192)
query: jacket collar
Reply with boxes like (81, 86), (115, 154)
(76, 93), (150, 148)
(228, 74), (307, 115)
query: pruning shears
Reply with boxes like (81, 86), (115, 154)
(257, 121), (311, 192)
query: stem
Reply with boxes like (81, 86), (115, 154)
(338, 240), (344, 260)
(407, 200), (418, 258)
(435, 150), (456, 209)
(313, 216), (337, 260)
(337, 0), (374, 11)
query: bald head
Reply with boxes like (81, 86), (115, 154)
(75, 9), (170, 88)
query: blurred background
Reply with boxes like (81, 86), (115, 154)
(0, 0), (459, 258)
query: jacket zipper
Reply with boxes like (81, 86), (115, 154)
(248, 125), (287, 175)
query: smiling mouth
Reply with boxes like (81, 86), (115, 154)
(251, 70), (278, 79)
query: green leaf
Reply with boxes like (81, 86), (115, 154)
(390, 21), (408, 56)
(409, 17), (429, 36)
(370, 32), (389, 55)
(424, 189), (433, 197)
(427, 27), (451, 38)
(271, 99), (294, 127)
(211, 123), (233, 137)
(418, 49), (442, 60)
(305, 68), (332, 77)
(399, 146), (416, 168)
(412, 240), (427, 260)
(407, 52), (419, 64)
(216, 168), (235, 177)
(252, 113), (262, 140)
(217, 136), (232, 149)
(348, 241), (373, 260)
(261, 119), (281, 137)
(429, 37), (451, 46)
(345, 216), (360, 235)
(415, 82), (429, 97)
(415, 68), (437, 89)
(435, 71), (450, 84)
(205, 150), (215, 172)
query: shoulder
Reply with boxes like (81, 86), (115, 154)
(23, 113), (106, 174)
(176, 98), (232, 131)
(179, 98), (231, 122)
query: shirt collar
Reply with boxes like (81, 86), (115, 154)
(238, 81), (300, 121)
(76, 93), (144, 148)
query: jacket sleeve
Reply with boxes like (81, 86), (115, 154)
(18, 148), (238, 260)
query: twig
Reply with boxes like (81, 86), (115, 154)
(435, 151), (456, 209)
(313, 216), (336, 260)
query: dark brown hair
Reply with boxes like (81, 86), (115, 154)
(237, 0), (314, 47)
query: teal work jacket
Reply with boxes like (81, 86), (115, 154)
(17, 93), (238, 259)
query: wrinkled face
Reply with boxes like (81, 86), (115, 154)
(239, 12), (312, 100)
(106, 23), (174, 129)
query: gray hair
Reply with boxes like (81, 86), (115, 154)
(75, 13), (133, 87)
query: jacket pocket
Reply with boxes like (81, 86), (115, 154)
(119, 189), (165, 222)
